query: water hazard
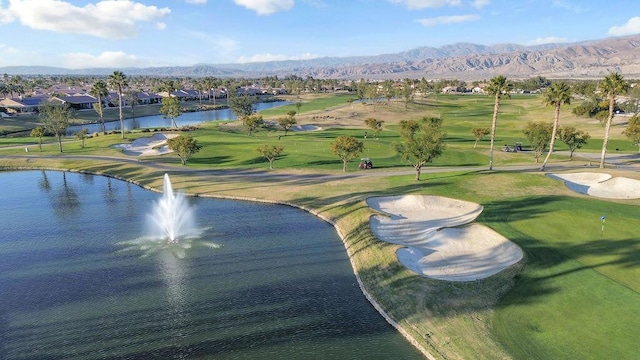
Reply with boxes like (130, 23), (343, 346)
(0, 171), (423, 359)
(66, 101), (290, 135)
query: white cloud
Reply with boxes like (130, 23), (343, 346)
(0, 3), (13, 23)
(527, 36), (569, 45)
(189, 31), (239, 56)
(0, 43), (18, 54)
(389, 0), (461, 10)
(236, 52), (319, 63)
(552, 0), (585, 13)
(471, 0), (489, 8)
(0, 0), (170, 38)
(62, 51), (152, 69)
(233, 0), (294, 15)
(416, 14), (479, 26)
(301, 0), (327, 8)
(608, 16), (640, 36)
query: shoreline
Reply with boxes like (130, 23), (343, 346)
(0, 164), (436, 359)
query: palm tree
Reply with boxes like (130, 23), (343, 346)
(598, 72), (629, 168)
(540, 82), (572, 170)
(486, 75), (513, 170)
(108, 71), (128, 139)
(202, 77), (217, 103)
(89, 80), (109, 134)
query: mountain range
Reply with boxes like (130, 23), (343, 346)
(2, 35), (639, 80)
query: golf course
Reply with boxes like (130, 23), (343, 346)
(1, 92), (639, 359)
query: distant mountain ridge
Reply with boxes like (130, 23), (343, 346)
(2, 35), (639, 79)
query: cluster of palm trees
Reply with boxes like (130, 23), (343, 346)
(486, 72), (629, 171)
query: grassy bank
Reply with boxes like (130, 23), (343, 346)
(1, 93), (639, 359)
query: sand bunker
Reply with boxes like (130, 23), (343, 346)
(367, 195), (523, 282)
(549, 172), (640, 199)
(290, 124), (322, 132)
(113, 133), (178, 156)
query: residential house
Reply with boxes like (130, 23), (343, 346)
(0, 95), (48, 113)
(136, 92), (163, 105)
(52, 95), (98, 110)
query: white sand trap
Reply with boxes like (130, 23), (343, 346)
(290, 124), (322, 132)
(549, 172), (640, 199)
(367, 195), (523, 282)
(113, 133), (178, 156)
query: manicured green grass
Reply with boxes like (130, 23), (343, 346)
(2, 92), (639, 359)
(259, 93), (355, 117)
(484, 196), (640, 359)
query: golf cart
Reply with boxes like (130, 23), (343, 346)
(359, 158), (373, 169)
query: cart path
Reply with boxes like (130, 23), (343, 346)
(2, 153), (638, 183)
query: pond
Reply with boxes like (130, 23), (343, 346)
(66, 101), (290, 135)
(0, 170), (423, 360)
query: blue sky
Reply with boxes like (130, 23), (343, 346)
(0, 0), (639, 69)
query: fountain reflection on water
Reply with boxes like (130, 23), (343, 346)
(116, 173), (220, 258)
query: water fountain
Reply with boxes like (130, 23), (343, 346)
(0, 171), (423, 359)
(149, 173), (196, 243)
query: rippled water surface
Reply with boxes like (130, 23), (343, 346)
(0, 171), (422, 360)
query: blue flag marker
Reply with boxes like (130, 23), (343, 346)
(601, 215), (606, 233)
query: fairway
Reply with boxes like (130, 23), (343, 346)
(486, 197), (640, 359)
(1, 92), (639, 359)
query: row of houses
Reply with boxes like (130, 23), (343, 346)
(0, 85), (286, 114)
(0, 89), (205, 114)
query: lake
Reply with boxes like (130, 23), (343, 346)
(0, 170), (423, 360)
(66, 101), (290, 135)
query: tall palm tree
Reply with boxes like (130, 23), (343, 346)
(486, 75), (512, 170)
(204, 77), (217, 103)
(598, 72), (629, 168)
(540, 82), (572, 170)
(89, 80), (109, 134)
(108, 71), (128, 139)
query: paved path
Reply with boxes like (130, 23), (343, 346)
(2, 151), (639, 183)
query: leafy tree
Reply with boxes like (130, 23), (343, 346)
(523, 121), (553, 163)
(256, 144), (284, 169)
(559, 126), (591, 160)
(331, 135), (364, 172)
(243, 114), (264, 136)
(366, 84), (379, 112)
(107, 71), (128, 139)
(40, 102), (72, 153)
(622, 115), (640, 152)
(229, 94), (255, 119)
(364, 117), (384, 139)
(572, 80), (597, 97)
(89, 80), (108, 134)
(540, 81), (572, 170)
(395, 117), (446, 181)
(486, 75), (513, 170)
(598, 72), (629, 168)
(286, 110), (297, 117)
(166, 134), (202, 165)
(471, 127), (490, 148)
(30, 126), (45, 151)
(520, 76), (551, 92)
(382, 80), (394, 106)
(75, 128), (89, 148)
(400, 80), (414, 109)
(355, 79), (368, 100)
(295, 101), (302, 114)
(125, 90), (139, 121)
(160, 96), (182, 128)
(277, 115), (297, 136)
